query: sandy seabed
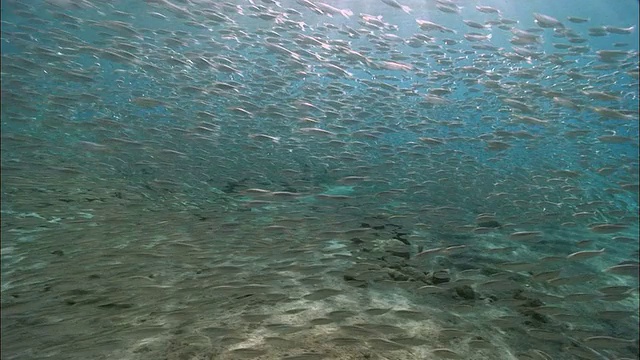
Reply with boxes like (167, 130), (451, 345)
(1, 170), (638, 360)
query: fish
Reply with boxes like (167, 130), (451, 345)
(583, 336), (637, 349)
(298, 127), (337, 136)
(416, 19), (457, 33)
(1, 2), (638, 360)
(380, 0), (412, 14)
(476, 6), (501, 15)
(431, 348), (462, 359)
(436, 1), (461, 14)
(604, 25), (635, 34)
(464, 33), (493, 42)
(567, 248), (606, 260)
(533, 13), (565, 28)
(463, 20), (488, 29)
(589, 223), (629, 233)
(567, 16), (590, 23)
(509, 231), (544, 240)
(605, 263), (639, 277)
(315, 2), (353, 18)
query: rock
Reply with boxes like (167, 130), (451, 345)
(434, 256), (454, 268)
(388, 269), (410, 281)
(398, 266), (430, 283)
(343, 274), (357, 281)
(513, 289), (545, 307)
(520, 309), (549, 324)
(454, 285), (476, 300)
(381, 255), (406, 267)
(376, 237), (411, 260)
(392, 232), (410, 245)
(481, 267), (501, 276)
(522, 298), (544, 307)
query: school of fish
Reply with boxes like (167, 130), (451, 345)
(1, 0), (638, 359)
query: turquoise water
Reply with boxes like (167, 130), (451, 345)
(1, 0), (638, 359)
